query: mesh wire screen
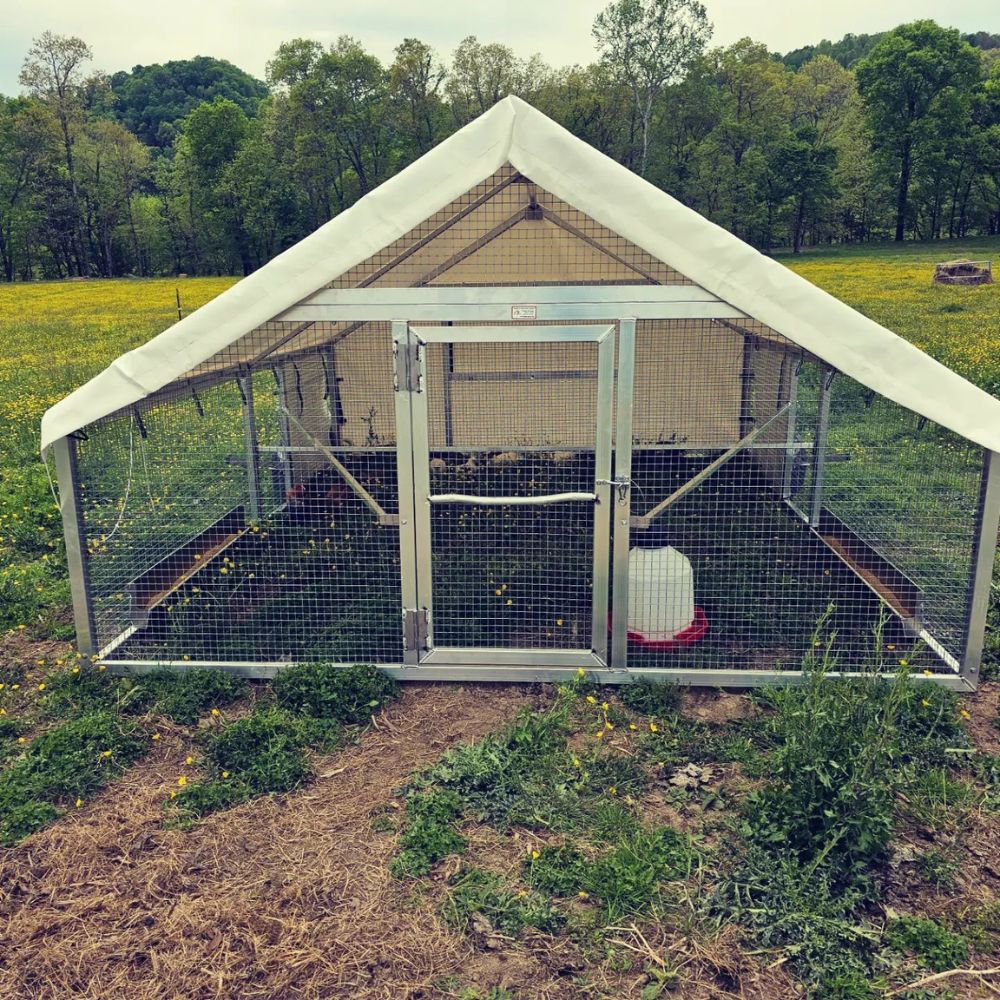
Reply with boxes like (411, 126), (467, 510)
(422, 339), (601, 649)
(67, 168), (987, 678)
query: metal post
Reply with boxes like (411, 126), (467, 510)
(239, 375), (263, 521)
(273, 367), (293, 495)
(393, 321), (421, 665)
(810, 368), (834, 527)
(782, 360), (801, 500)
(591, 330), (615, 662)
(611, 319), (637, 669)
(52, 435), (97, 656)
(961, 448), (1000, 687)
(739, 333), (754, 437)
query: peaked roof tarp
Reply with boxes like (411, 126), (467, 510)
(41, 95), (1000, 453)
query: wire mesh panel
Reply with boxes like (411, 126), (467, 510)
(81, 328), (405, 666)
(820, 380), (983, 666)
(417, 333), (611, 655)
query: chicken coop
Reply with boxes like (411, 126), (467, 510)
(43, 97), (1000, 689)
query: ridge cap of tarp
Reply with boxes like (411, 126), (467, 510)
(42, 93), (1000, 454)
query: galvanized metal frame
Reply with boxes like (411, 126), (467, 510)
(70, 280), (990, 691)
(961, 448), (1000, 686)
(238, 375), (263, 522)
(405, 322), (616, 668)
(810, 368), (834, 527)
(52, 435), (97, 656)
(278, 284), (746, 324)
(611, 319), (637, 669)
(98, 657), (975, 691)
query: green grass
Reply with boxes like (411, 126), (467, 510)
(0, 711), (148, 844)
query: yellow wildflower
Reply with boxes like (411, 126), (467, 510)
(177, 775), (187, 787)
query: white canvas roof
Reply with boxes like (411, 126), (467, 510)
(41, 95), (1000, 453)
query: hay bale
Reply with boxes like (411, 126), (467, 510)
(933, 259), (993, 286)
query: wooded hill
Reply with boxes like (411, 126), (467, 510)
(2, 12), (1000, 281)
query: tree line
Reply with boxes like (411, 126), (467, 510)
(2, 5), (1000, 281)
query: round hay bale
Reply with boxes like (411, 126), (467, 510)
(933, 259), (993, 286)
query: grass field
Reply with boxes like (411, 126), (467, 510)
(3, 241), (1000, 998)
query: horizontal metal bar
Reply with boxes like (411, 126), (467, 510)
(96, 624), (138, 660)
(98, 659), (974, 690)
(428, 491), (597, 506)
(260, 441), (815, 455)
(416, 324), (614, 344)
(296, 284), (726, 307)
(278, 302), (746, 322)
(419, 648), (607, 667)
(450, 369), (596, 383)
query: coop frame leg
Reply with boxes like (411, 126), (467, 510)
(810, 367), (834, 527)
(961, 448), (1000, 688)
(52, 435), (97, 656)
(239, 375), (263, 522)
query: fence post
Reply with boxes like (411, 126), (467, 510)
(52, 435), (97, 656)
(961, 448), (1000, 688)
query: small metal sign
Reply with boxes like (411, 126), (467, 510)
(511, 304), (538, 320)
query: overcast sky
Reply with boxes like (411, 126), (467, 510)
(2, 0), (999, 94)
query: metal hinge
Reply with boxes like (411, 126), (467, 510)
(402, 608), (430, 651)
(393, 340), (422, 393)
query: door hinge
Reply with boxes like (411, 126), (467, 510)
(402, 608), (430, 651)
(393, 340), (422, 393)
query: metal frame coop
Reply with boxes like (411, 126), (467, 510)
(43, 97), (1000, 689)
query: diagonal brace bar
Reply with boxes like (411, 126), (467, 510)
(280, 406), (398, 526)
(632, 403), (793, 529)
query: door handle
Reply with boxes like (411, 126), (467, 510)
(428, 492), (597, 506)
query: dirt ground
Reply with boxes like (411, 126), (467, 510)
(0, 676), (806, 1000)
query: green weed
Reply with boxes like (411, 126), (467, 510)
(0, 711), (147, 845)
(443, 867), (564, 936)
(410, 707), (576, 830)
(900, 768), (977, 831)
(125, 667), (248, 724)
(887, 916), (969, 972)
(714, 847), (882, 997)
(39, 665), (247, 725)
(168, 706), (314, 821)
(390, 788), (467, 878)
(916, 847), (961, 889)
(526, 826), (691, 920)
(619, 678), (683, 717)
(273, 662), (399, 724)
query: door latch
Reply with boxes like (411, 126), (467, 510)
(597, 477), (632, 504)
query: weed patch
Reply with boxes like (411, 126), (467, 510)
(273, 662), (399, 724)
(443, 867), (564, 937)
(167, 707), (314, 822)
(619, 678), (682, 717)
(887, 915), (969, 972)
(526, 826), (691, 920)
(0, 711), (147, 844)
(390, 789), (467, 878)
(714, 847), (882, 996)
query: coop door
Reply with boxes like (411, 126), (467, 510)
(396, 324), (616, 667)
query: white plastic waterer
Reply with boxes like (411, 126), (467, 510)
(627, 546), (696, 642)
